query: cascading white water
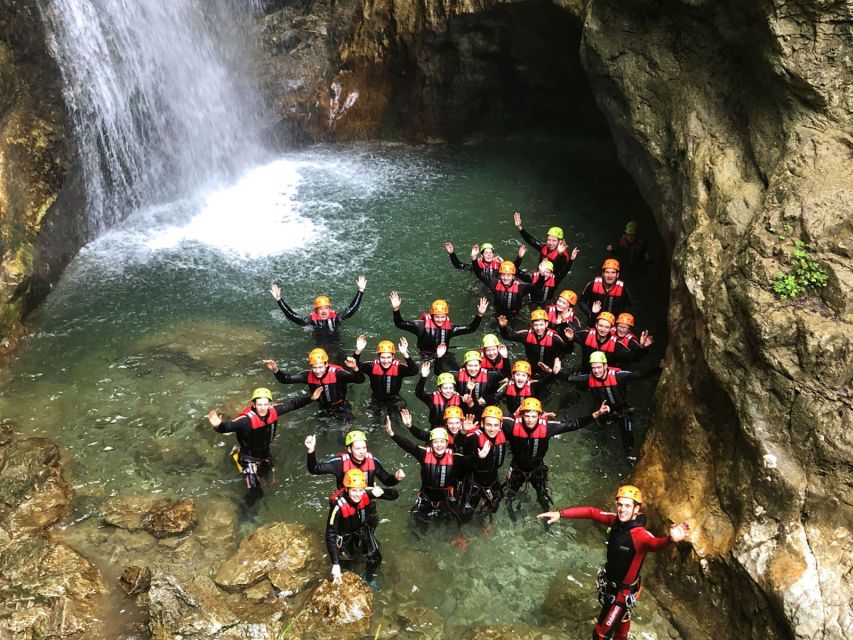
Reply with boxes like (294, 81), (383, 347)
(38, 0), (268, 234)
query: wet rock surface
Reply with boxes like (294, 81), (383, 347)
(287, 571), (373, 640)
(100, 493), (196, 537)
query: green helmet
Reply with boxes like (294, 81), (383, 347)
(429, 427), (450, 442)
(546, 226), (564, 240)
(463, 350), (482, 364)
(344, 430), (367, 446)
(252, 387), (273, 402)
(625, 221), (638, 234)
(436, 372), (456, 387)
(589, 351), (608, 365)
(480, 242), (494, 251)
(482, 333), (501, 348)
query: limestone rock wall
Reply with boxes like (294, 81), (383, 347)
(577, 1), (852, 638)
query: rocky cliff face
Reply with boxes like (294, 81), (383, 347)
(0, 0), (79, 354)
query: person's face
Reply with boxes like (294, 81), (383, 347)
(316, 305), (332, 319)
(500, 273), (514, 285)
(347, 487), (365, 502)
(602, 268), (618, 284)
(616, 498), (640, 522)
(483, 417), (501, 437)
(482, 248), (495, 262)
(379, 352), (394, 367)
(556, 297), (570, 312)
(311, 363), (328, 378)
(596, 319), (612, 337)
(546, 235), (559, 250)
(465, 360), (481, 377)
(539, 265), (553, 278)
(440, 383), (456, 397)
(432, 313), (447, 324)
(591, 362), (606, 378)
(484, 345), (498, 359)
(446, 418), (462, 434)
(431, 438), (448, 455)
(513, 370), (529, 385)
(253, 398), (271, 417)
(348, 440), (367, 462)
(532, 319), (548, 335)
(615, 323), (630, 338)
(523, 410), (540, 427)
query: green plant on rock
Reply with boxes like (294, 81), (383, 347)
(772, 240), (828, 300)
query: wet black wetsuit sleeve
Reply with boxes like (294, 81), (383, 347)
(307, 451), (344, 476)
(619, 286), (634, 313)
(352, 352), (373, 375)
(326, 508), (345, 564)
(519, 227), (545, 252)
(337, 367), (366, 384)
(214, 415), (252, 434)
(500, 416), (515, 436)
(372, 457), (400, 486)
(499, 325), (528, 344)
(339, 288), (364, 320)
(578, 282), (595, 318)
(471, 260), (497, 287)
(449, 313), (483, 338)
(615, 365), (661, 382)
(390, 432), (426, 461)
(276, 298), (310, 326)
(407, 423), (430, 442)
(448, 251), (472, 271)
(274, 370), (309, 384)
(547, 415), (595, 436)
(415, 376), (431, 406)
(393, 309), (422, 338)
(553, 256), (574, 283)
(399, 355), (419, 377)
(369, 487), (400, 501)
(559, 371), (591, 385)
(273, 395), (313, 414)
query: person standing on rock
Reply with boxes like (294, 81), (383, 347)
(207, 386), (321, 513)
(326, 469), (399, 584)
(537, 485), (689, 640)
(269, 275), (366, 350)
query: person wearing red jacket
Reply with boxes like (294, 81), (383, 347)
(538, 485), (689, 640)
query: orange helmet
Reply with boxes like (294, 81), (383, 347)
(530, 308), (549, 322)
(443, 406), (464, 421)
(375, 340), (396, 354)
(558, 290), (578, 305)
(499, 260), (516, 275)
(308, 348), (329, 365)
(343, 469), (367, 489)
(512, 360), (532, 375)
(481, 406), (504, 421)
(519, 397), (543, 413)
(597, 312), (616, 326)
(430, 299), (449, 315)
(615, 484), (643, 504)
(314, 295), (331, 309)
(602, 258), (620, 272)
(616, 313), (635, 327)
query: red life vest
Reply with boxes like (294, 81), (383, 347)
(340, 452), (377, 473)
(525, 328), (557, 347)
(495, 279), (520, 295)
(421, 313), (451, 332)
(478, 429), (507, 448)
(532, 272), (556, 288)
(239, 407), (280, 429)
(540, 246), (560, 262)
(583, 331), (617, 353)
(371, 359), (400, 377)
(457, 368), (489, 397)
(309, 309), (338, 322)
(591, 276), (625, 297)
(307, 363), (343, 386)
(476, 256), (504, 271)
(611, 329), (638, 348)
(505, 383), (533, 399)
(588, 367), (621, 389)
(423, 447), (455, 489)
(430, 392), (461, 409)
(479, 351), (506, 372)
(511, 416), (548, 440)
(329, 488), (371, 514)
(546, 305), (576, 325)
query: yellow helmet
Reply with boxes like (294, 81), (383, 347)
(375, 340), (396, 354)
(480, 242), (494, 251)
(343, 469), (367, 489)
(431, 299), (449, 315)
(463, 350), (482, 364)
(443, 406), (464, 421)
(512, 360), (532, 375)
(530, 308), (549, 322)
(345, 430), (367, 446)
(436, 372), (456, 387)
(589, 351), (608, 365)
(429, 427), (450, 442)
(602, 258), (620, 272)
(252, 387), (273, 402)
(481, 406), (503, 421)
(308, 348), (329, 365)
(519, 397), (543, 413)
(482, 333), (501, 348)
(540, 260), (554, 272)
(615, 484), (643, 504)
(314, 295), (331, 309)
(558, 290), (578, 305)
(499, 260), (516, 275)
(597, 312), (616, 326)
(625, 221), (638, 235)
(546, 226), (564, 240)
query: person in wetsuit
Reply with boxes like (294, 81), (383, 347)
(558, 350), (661, 463)
(473, 260), (535, 328)
(499, 308), (570, 376)
(607, 221), (651, 275)
(389, 291), (487, 371)
(493, 359), (555, 414)
(207, 386), (319, 513)
(402, 406), (466, 452)
(513, 210), (577, 275)
(436, 346), (505, 419)
(608, 312), (655, 369)
(270, 275), (366, 348)
(263, 348), (365, 423)
(415, 364), (469, 426)
(327, 469), (399, 583)
(579, 259), (633, 318)
(502, 397), (610, 515)
(479, 333), (512, 379)
(563, 311), (629, 373)
(351, 335), (418, 423)
(444, 241), (505, 281)
(545, 289), (584, 335)
(537, 485), (689, 640)
(458, 406), (508, 523)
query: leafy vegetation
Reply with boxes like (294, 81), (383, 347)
(773, 240), (828, 300)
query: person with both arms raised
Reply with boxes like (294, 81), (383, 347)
(415, 362), (469, 426)
(349, 335), (417, 423)
(435, 344), (505, 419)
(443, 241), (505, 281)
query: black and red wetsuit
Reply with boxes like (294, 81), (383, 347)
(276, 288), (363, 341)
(392, 309), (482, 360)
(414, 375), (467, 426)
(545, 304), (583, 335)
(326, 487), (398, 578)
(499, 324), (569, 372)
(566, 328), (630, 373)
(558, 507), (673, 640)
(609, 233), (649, 272)
(307, 450), (400, 489)
(472, 265), (535, 320)
(273, 364), (365, 419)
(448, 250), (504, 281)
(213, 395), (313, 506)
(500, 413), (595, 511)
(352, 353), (418, 404)
(608, 330), (650, 368)
(494, 377), (552, 414)
(479, 350), (512, 379)
(517, 226), (572, 274)
(579, 276), (633, 318)
(458, 427), (508, 520)
(440, 361), (505, 418)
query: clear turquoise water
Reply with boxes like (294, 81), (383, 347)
(0, 136), (674, 635)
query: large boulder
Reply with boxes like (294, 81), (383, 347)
(100, 493), (195, 537)
(286, 571), (373, 640)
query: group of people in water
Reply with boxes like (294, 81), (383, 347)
(206, 211), (689, 640)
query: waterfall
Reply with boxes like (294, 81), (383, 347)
(38, 0), (268, 234)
